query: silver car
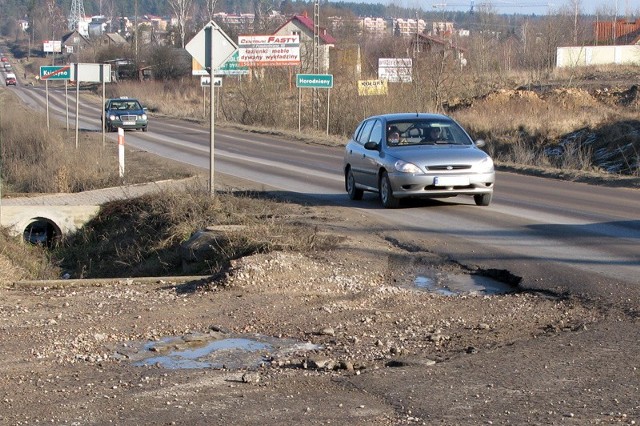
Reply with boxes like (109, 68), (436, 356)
(344, 113), (495, 208)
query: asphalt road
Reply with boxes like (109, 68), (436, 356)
(10, 83), (640, 310)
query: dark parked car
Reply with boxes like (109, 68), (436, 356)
(102, 97), (148, 132)
(343, 113), (495, 208)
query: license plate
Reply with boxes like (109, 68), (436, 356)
(122, 121), (135, 126)
(433, 176), (469, 186)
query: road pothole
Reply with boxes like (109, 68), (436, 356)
(411, 269), (518, 295)
(117, 332), (322, 370)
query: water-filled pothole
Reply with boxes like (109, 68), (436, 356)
(119, 332), (322, 370)
(403, 269), (518, 296)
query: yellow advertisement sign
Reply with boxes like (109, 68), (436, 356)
(358, 79), (388, 96)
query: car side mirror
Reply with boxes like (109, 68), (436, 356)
(475, 139), (486, 148)
(143, 107), (148, 112)
(364, 141), (379, 150)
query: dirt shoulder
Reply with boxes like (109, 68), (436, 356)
(1, 201), (638, 425)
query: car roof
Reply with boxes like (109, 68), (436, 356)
(365, 113), (452, 122)
(6, 73), (16, 78)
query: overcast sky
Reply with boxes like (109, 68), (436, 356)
(345, 1), (638, 16)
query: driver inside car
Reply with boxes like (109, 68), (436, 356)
(387, 126), (401, 145)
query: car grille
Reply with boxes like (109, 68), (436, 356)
(426, 165), (471, 171)
(120, 114), (138, 121)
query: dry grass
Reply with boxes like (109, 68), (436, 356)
(0, 228), (61, 281)
(55, 185), (340, 278)
(0, 90), (199, 195)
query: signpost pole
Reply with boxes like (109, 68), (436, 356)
(65, 80), (69, 131)
(102, 64), (106, 148)
(45, 80), (50, 130)
(326, 89), (330, 135)
(298, 87), (301, 133)
(186, 21), (238, 196)
(207, 26), (215, 197)
(75, 64), (80, 149)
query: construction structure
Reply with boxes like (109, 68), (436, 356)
(68, 0), (86, 31)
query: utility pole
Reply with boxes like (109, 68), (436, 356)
(135, 0), (139, 64)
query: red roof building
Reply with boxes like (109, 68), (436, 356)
(273, 12), (336, 73)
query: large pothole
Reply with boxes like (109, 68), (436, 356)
(116, 331), (322, 370)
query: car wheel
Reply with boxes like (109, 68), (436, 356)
(379, 172), (400, 208)
(346, 168), (363, 200)
(474, 193), (492, 206)
(142, 126), (148, 132)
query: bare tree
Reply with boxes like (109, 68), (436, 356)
(168, 0), (193, 48)
(205, 0), (219, 22)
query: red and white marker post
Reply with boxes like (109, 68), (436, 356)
(118, 127), (125, 178)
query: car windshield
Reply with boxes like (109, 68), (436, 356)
(385, 119), (473, 147)
(109, 100), (141, 110)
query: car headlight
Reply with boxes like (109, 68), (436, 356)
(141, 114), (147, 120)
(109, 114), (117, 121)
(394, 160), (422, 174)
(475, 156), (494, 172)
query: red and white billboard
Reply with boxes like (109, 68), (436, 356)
(237, 35), (300, 67)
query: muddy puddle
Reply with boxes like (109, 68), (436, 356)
(115, 332), (322, 370)
(399, 269), (517, 296)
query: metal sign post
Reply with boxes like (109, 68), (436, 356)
(186, 21), (238, 196)
(295, 74), (333, 135)
(40, 65), (71, 132)
(70, 63), (111, 149)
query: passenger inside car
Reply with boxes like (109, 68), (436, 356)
(425, 127), (442, 142)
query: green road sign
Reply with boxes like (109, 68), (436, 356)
(40, 65), (71, 80)
(296, 74), (333, 88)
(214, 51), (249, 76)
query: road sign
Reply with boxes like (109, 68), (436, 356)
(40, 65), (71, 80)
(201, 76), (222, 87)
(186, 20), (237, 70)
(296, 74), (333, 88)
(70, 63), (111, 83)
(213, 51), (249, 76)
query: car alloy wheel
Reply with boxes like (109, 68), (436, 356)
(379, 172), (400, 208)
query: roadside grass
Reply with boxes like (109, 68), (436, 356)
(0, 228), (61, 281)
(54, 184), (340, 278)
(0, 90), (198, 194)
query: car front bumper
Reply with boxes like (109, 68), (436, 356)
(388, 171), (495, 198)
(106, 119), (148, 130)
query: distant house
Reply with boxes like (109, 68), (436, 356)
(409, 33), (467, 65)
(272, 12), (336, 73)
(61, 30), (91, 56)
(98, 32), (129, 47)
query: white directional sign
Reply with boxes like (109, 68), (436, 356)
(186, 20), (237, 70)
